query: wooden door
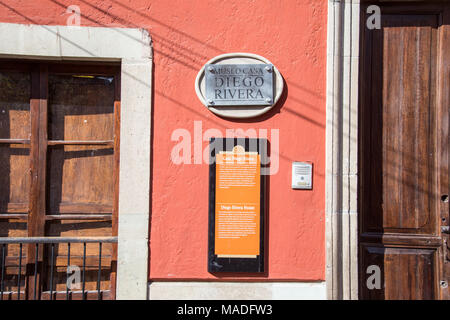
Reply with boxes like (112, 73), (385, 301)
(0, 61), (120, 299)
(359, 2), (450, 299)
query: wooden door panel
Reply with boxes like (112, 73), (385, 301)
(48, 74), (114, 141)
(0, 71), (31, 140)
(0, 71), (31, 241)
(0, 71), (31, 216)
(361, 13), (439, 235)
(0, 220), (27, 238)
(360, 244), (438, 299)
(0, 145), (30, 214)
(47, 145), (114, 213)
(382, 14), (438, 233)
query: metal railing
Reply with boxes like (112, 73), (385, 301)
(0, 237), (117, 300)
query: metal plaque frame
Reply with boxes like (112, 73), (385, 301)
(208, 137), (267, 273)
(204, 64), (274, 106)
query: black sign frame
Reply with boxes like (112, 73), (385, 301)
(208, 137), (268, 273)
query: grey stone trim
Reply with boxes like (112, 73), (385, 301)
(325, 0), (360, 300)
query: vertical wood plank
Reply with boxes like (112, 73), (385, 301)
(26, 64), (48, 299)
(109, 71), (121, 300)
(38, 64), (48, 234)
(26, 66), (39, 299)
(438, 7), (450, 300)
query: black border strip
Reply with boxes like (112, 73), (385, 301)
(208, 137), (267, 273)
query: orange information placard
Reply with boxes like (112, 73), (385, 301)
(214, 145), (260, 257)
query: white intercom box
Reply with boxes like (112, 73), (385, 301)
(291, 162), (313, 190)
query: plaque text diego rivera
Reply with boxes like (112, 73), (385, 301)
(205, 64), (274, 106)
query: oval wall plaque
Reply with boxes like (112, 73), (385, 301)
(195, 53), (284, 119)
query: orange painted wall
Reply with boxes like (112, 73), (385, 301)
(0, 0), (327, 281)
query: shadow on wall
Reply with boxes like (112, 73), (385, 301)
(0, 0), (327, 130)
